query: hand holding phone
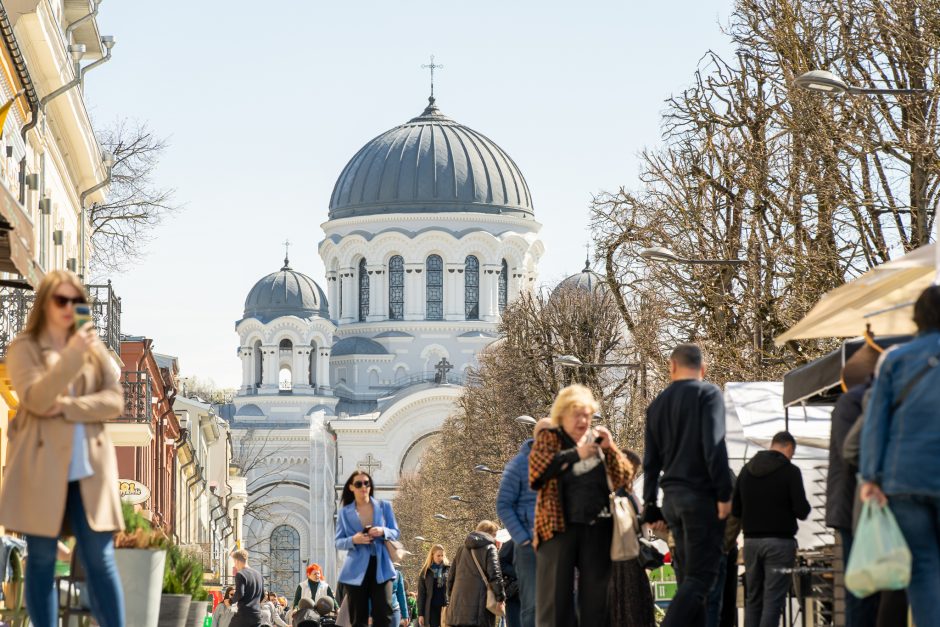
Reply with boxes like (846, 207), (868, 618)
(73, 304), (92, 331)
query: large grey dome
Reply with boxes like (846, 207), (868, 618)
(243, 259), (330, 322)
(329, 98), (534, 220)
(554, 258), (607, 295)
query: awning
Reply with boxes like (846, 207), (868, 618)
(0, 180), (40, 288)
(775, 244), (935, 345)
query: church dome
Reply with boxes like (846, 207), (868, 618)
(329, 98), (534, 220)
(554, 258), (607, 294)
(243, 258), (330, 322)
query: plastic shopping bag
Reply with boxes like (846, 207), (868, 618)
(845, 500), (912, 598)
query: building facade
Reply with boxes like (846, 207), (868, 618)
(229, 96), (544, 590)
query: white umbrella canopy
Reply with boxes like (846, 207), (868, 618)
(775, 244), (935, 345)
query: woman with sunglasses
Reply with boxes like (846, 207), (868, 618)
(0, 270), (125, 627)
(213, 586), (236, 627)
(335, 470), (401, 627)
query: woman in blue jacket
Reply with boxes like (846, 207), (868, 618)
(335, 470), (400, 627)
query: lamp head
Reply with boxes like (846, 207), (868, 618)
(554, 355), (583, 368)
(639, 247), (681, 263)
(515, 415), (537, 426)
(793, 70), (850, 94)
(100, 36), (116, 51)
(101, 150), (116, 169)
(68, 43), (87, 63)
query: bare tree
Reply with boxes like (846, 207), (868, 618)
(91, 119), (179, 272)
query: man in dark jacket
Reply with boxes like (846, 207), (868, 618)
(732, 431), (810, 627)
(231, 549), (264, 627)
(495, 418), (550, 627)
(643, 343), (733, 627)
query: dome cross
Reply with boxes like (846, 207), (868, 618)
(282, 238), (291, 270)
(421, 55), (444, 101)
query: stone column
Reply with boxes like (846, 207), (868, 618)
(340, 267), (356, 323)
(261, 345), (278, 388)
(445, 262), (463, 320)
(509, 264), (524, 302)
(294, 347), (311, 390)
(480, 264), (501, 322)
(317, 347), (332, 390)
(367, 264), (385, 322)
(404, 262), (424, 320)
(239, 347), (252, 391)
(326, 271), (338, 320)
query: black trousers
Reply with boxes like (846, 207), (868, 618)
(662, 489), (724, 627)
(345, 556), (393, 627)
(535, 518), (612, 627)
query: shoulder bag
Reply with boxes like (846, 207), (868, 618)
(603, 450), (640, 562)
(469, 548), (505, 617)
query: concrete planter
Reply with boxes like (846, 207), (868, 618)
(114, 548), (166, 627)
(158, 593), (192, 627)
(186, 600), (209, 627)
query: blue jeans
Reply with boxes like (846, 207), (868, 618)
(662, 489), (724, 627)
(889, 495), (940, 627)
(514, 542), (536, 627)
(705, 550), (728, 627)
(392, 607), (402, 625)
(25, 481), (125, 627)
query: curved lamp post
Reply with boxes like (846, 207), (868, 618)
(448, 495), (473, 504)
(793, 70), (928, 96)
(473, 464), (502, 475)
(515, 415), (537, 427)
(639, 247), (746, 267)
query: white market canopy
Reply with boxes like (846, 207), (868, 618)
(775, 243), (936, 345)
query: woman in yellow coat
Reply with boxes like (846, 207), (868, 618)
(0, 270), (125, 627)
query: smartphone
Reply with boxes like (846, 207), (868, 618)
(594, 436), (604, 445)
(363, 525), (373, 532)
(74, 304), (92, 331)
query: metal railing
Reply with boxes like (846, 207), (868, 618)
(86, 282), (121, 354)
(120, 370), (152, 422)
(0, 286), (34, 359)
(370, 370), (470, 395)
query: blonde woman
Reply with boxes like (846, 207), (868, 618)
(0, 270), (125, 627)
(416, 544), (450, 627)
(529, 384), (633, 627)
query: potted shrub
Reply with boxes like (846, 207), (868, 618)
(159, 544), (193, 627)
(114, 503), (168, 627)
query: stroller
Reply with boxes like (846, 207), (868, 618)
(292, 597), (336, 627)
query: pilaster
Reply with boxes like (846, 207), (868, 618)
(404, 262), (424, 321)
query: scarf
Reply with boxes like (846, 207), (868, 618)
(430, 563), (445, 587)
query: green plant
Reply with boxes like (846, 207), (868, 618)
(162, 544), (208, 600)
(115, 503), (169, 550)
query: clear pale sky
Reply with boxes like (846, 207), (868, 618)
(84, 0), (735, 388)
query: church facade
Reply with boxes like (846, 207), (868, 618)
(228, 97), (543, 592)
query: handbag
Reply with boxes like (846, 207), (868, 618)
(469, 548), (505, 617)
(386, 538), (410, 563)
(637, 535), (666, 570)
(609, 491), (640, 561)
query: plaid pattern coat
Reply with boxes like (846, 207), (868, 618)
(528, 427), (634, 543)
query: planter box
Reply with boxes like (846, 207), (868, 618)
(158, 593), (191, 627)
(114, 548), (166, 627)
(186, 599), (209, 627)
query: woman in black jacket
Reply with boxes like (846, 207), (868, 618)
(446, 521), (505, 627)
(416, 544), (449, 627)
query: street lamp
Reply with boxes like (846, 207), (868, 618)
(433, 513), (451, 521)
(515, 415), (537, 427)
(793, 70), (928, 96)
(473, 464), (502, 475)
(639, 247), (746, 267)
(414, 536), (431, 543)
(449, 495), (473, 504)
(554, 355), (643, 368)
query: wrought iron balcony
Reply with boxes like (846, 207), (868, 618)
(0, 286), (34, 359)
(86, 281), (121, 354)
(120, 370), (152, 423)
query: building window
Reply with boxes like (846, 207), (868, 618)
(498, 259), (508, 313)
(358, 258), (369, 322)
(465, 255), (479, 320)
(426, 255), (443, 320)
(389, 255), (404, 320)
(269, 525), (300, 597)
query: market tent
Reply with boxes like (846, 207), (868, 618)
(725, 382), (833, 549)
(775, 244), (935, 345)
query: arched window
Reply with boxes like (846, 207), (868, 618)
(465, 255), (479, 320)
(269, 525), (300, 597)
(388, 255), (404, 320)
(498, 259), (508, 313)
(278, 339), (292, 391)
(426, 255), (443, 320)
(358, 259), (369, 322)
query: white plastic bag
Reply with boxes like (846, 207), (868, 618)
(845, 500), (912, 598)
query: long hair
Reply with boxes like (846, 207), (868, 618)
(420, 544), (447, 577)
(24, 270), (103, 374)
(340, 470), (374, 506)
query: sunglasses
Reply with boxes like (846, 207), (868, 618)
(353, 480), (371, 488)
(51, 294), (87, 308)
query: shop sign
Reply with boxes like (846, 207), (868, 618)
(119, 479), (150, 504)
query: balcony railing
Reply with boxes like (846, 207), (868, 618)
(121, 370), (152, 422)
(87, 282), (121, 354)
(0, 282), (122, 359)
(0, 286), (34, 359)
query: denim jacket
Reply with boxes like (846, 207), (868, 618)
(861, 330), (940, 497)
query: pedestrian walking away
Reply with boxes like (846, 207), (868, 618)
(416, 544), (450, 627)
(642, 343), (733, 627)
(860, 284), (940, 627)
(0, 271), (128, 627)
(530, 384), (634, 627)
(495, 417), (552, 627)
(446, 520), (506, 627)
(335, 470), (400, 627)
(231, 549), (265, 627)
(732, 431), (810, 627)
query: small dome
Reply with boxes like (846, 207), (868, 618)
(332, 336), (389, 357)
(555, 258), (607, 294)
(329, 98), (533, 220)
(243, 258), (329, 323)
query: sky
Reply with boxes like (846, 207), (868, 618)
(84, 0), (736, 388)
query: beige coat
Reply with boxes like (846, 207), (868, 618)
(0, 333), (124, 537)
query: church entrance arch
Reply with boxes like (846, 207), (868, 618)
(399, 431), (441, 476)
